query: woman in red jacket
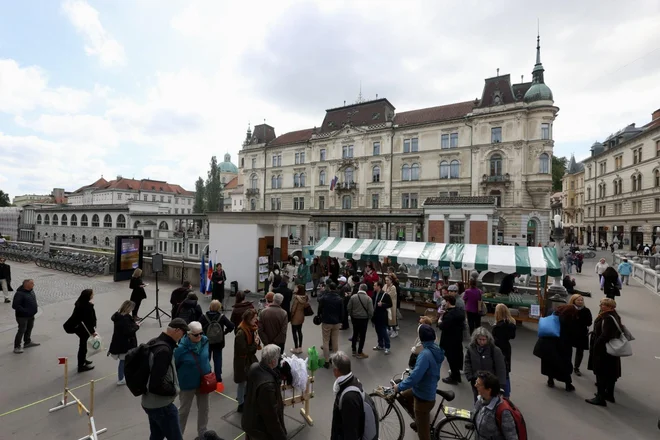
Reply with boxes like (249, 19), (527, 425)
(362, 263), (380, 298)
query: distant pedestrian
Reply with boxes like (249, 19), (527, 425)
(233, 309), (261, 413)
(259, 293), (288, 355)
(372, 281), (392, 355)
(129, 269), (147, 320)
(12, 279), (40, 354)
(439, 295), (465, 385)
(310, 257), (323, 297)
(170, 281), (192, 318)
(617, 259), (632, 286)
(347, 284), (374, 359)
(463, 279), (483, 335)
(66, 289), (97, 373)
(575, 252), (584, 273)
(108, 300), (140, 385)
(595, 258), (609, 286)
(211, 263), (227, 306)
(464, 327), (507, 402)
(267, 264), (282, 295)
(201, 300), (234, 383)
(533, 305), (577, 392)
(289, 284), (309, 354)
(177, 293), (203, 324)
(586, 298), (623, 406)
(230, 291), (254, 331)
(0, 257), (13, 303)
(600, 267), (621, 300)
(319, 282), (344, 365)
(567, 294), (592, 377)
(492, 304), (516, 397)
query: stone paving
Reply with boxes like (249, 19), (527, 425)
(0, 254), (659, 439)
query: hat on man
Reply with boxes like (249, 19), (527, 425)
(418, 324), (435, 342)
(168, 318), (190, 332)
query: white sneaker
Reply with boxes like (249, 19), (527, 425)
(117, 379), (126, 386)
(384, 349), (391, 355)
(390, 331), (399, 339)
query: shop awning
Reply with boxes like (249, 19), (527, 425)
(312, 237), (561, 277)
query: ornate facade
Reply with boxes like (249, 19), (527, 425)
(238, 36), (557, 246)
(561, 156), (585, 244)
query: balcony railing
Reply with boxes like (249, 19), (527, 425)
(482, 174), (510, 183)
(19, 223), (35, 230)
(335, 182), (358, 191)
(246, 188), (260, 196)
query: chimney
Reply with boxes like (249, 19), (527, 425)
(653, 108), (660, 121)
(117, 175), (122, 180)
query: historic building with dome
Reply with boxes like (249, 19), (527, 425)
(237, 36), (558, 246)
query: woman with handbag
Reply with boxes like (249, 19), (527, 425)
(129, 268), (147, 320)
(174, 321), (212, 438)
(290, 284), (310, 354)
(68, 289), (97, 373)
(108, 300), (140, 385)
(533, 305), (577, 391)
(384, 276), (398, 338)
(586, 298), (624, 406)
(601, 267), (622, 300)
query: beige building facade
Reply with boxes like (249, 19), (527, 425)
(238, 37), (557, 246)
(561, 157), (585, 244)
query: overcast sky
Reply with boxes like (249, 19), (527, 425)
(1, 0), (659, 200)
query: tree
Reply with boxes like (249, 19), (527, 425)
(193, 177), (206, 213)
(552, 155), (567, 192)
(0, 190), (10, 207)
(205, 156), (222, 212)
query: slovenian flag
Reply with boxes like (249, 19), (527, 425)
(200, 254), (206, 294)
(205, 257), (213, 295)
(330, 176), (338, 191)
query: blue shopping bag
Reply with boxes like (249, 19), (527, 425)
(538, 314), (560, 338)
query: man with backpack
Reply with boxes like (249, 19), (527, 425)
(124, 318), (189, 440)
(201, 300), (234, 383)
(170, 281), (192, 318)
(330, 351), (378, 440)
(392, 324), (444, 440)
(473, 371), (525, 440)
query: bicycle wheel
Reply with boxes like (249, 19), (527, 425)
(434, 415), (475, 440)
(369, 393), (405, 440)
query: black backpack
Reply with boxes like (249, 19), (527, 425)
(177, 303), (196, 324)
(203, 314), (225, 345)
(124, 340), (168, 397)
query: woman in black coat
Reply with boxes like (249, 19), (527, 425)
(108, 300), (140, 385)
(533, 304), (577, 391)
(492, 304), (517, 397)
(372, 281), (392, 353)
(586, 298), (623, 406)
(600, 266), (621, 300)
(129, 268), (147, 319)
(438, 295), (465, 385)
(211, 263), (227, 305)
(567, 294), (593, 376)
(69, 289), (97, 373)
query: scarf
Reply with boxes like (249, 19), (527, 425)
(333, 372), (354, 396)
(574, 305), (584, 310)
(239, 321), (258, 346)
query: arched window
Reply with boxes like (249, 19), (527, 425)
(372, 166), (381, 182)
(62, 234), (66, 242)
(71, 234), (76, 243)
(539, 153), (550, 174)
(93, 236), (98, 245)
(82, 235), (87, 244)
(103, 214), (112, 228)
(250, 174), (258, 190)
(293, 174), (300, 187)
(133, 221), (140, 229)
(300, 173), (306, 187)
(440, 161), (449, 179)
(402, 164), (411, 181)
(490, 190), (502, 207)
(319, 170), (326, 186)
(53, 233), (57, 241)
(52, 214), (59, 226)
(490, 154), (502, 176)
(411, 163), (420, 181)
(91, 214), (100, 227)
(104, 237), (110, 247)
(250, 199), (256, 210)
(450, 160), (460, 178)
(159, 221), (169, 230)
(37, 232), (41, 240)
(71, 214), (77, 226)
(342, 195), (352, 209)
(271, 175), (278, 189)
(44, 214), (50, 225)
(81, 214), (88, 227)
(117, 214), (126, 228)
(37, 214), (42, 225)
(61, 214), (68, 226)
(344, 167), (354, 183)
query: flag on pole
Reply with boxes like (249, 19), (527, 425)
(58, 357), (67, 365)
(205, 257), (213, 295)
(199, 254), (206, 294)
(330, 176), (338, 191)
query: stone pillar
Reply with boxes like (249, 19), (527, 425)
(300, 224), (309, 246)
(273, 222), (282, 263)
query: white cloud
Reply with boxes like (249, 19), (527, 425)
(61, 0), (126, 67)
(0, 59), (91, 114)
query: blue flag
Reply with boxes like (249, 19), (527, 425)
(200, 254), (206, 293)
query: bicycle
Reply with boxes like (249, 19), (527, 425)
(370, 369), (475, 440)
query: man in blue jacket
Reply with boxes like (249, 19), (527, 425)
(617, 258), (632, 286)
(393, 324), (444, 440)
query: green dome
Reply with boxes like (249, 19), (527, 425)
(219, 153), (238, 173)
(523, 83), (553, 103)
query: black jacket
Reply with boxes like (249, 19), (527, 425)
(12, 286), (38, 318)
(499, 273), (516, 294)
(230, 301), (255, 331)
(129, 277), (146, 301)
(569, 307), (593, 350)
(201, 311), (235, 349)
(72, 302), (97, 338)
(0, 262), (12, 290)
(148, 333), (178, 397)
(211, 270), (227, 297)
(274, 285), (294, 320)
(170, 287), (190, 312)
(318, 291), (344, 325)
(492, 320), (517, 373)
(177, 298), (202, 323)
(108, 312), (139, 355)
(533, 313), (574, 382)
(331, 374), (363, 440)
(438, 306), (465, 350)
(371, 290), (392, 327)
(241, 362), (287, 440)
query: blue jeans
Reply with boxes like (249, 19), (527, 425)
(375, 324), (390, 349)
(504, 375), (511, 398)
(118, 360), (125, 381)
(143, 403), (183, 440)
(237, 381), (247, 405)
(209, 345), (222, 382)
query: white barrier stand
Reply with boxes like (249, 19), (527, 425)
(49, 357), (108, 440)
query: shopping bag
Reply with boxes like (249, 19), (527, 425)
(86, 335), (103, 357)
(537, 314), (560, 338)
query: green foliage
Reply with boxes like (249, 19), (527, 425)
(205, 156), (222, 212)
(193, 177), (206, 213)
(0, 190), (10, 207)
(552, 155), (567, 192)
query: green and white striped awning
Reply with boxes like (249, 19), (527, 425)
(312, 237), (561, 277)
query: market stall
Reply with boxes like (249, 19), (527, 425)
(312, 237), (561, 321)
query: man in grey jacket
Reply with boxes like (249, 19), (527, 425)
(347, 284), (373, 359)
(12, 279), (40, 354)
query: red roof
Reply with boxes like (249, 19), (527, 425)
(72, 177), (109, 193)
(320, 99), (395, 133)
(223, 176), (238, 190)
(394, 101), (475, 127)
(75, 177), (193, 196)
(269, 128), (315, 147)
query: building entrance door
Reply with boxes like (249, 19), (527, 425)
(344, 222), (354, 238)
(527, 219), (537, 247)
(630, 226), (643, 251)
